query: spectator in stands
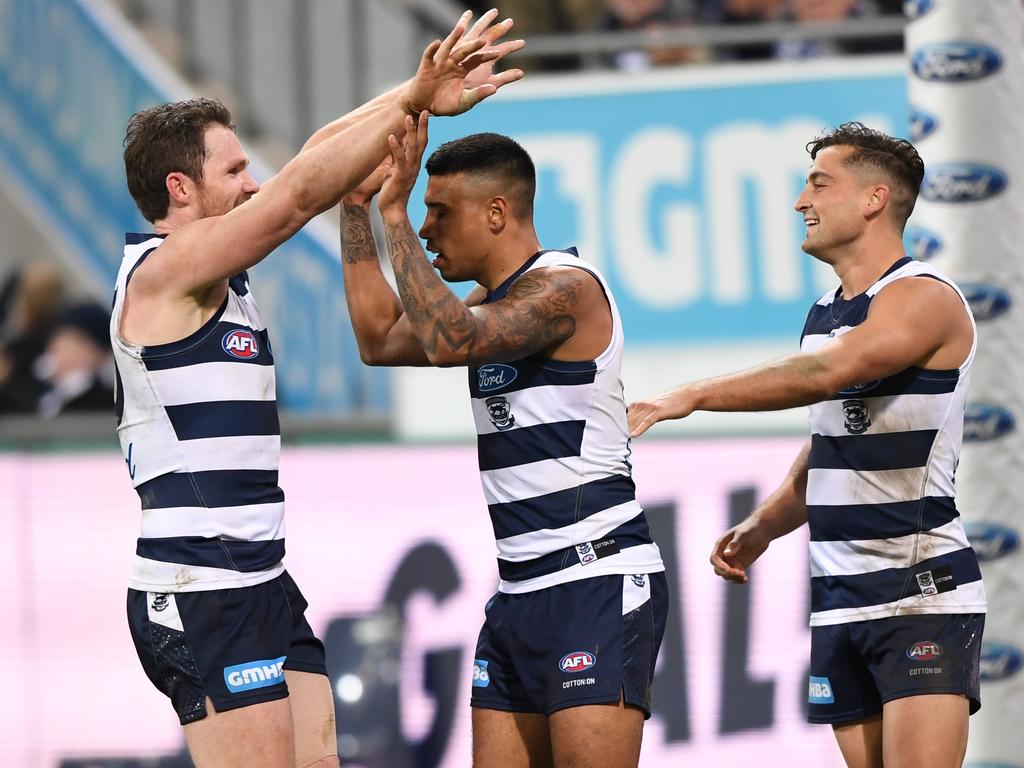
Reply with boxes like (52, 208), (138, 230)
(775, 0), (900, 59)
(33, 301), (114, 418)
(594, 0), (707, 69)
(0, 263), (66, 413)
(698, 0), (787, 60)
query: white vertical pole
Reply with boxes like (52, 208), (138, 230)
(906, 2), (1024, 765)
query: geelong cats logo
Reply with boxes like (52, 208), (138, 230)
(842, 399), (871, 434)
(486, 396), (516, 431)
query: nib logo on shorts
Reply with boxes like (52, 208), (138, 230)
(224, 656), (286, 693)
(808, 676), (834, 705)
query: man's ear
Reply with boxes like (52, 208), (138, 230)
(487, 196), (509, 233)
(866, 183), (890, 217)
(166, 171), (193, 206)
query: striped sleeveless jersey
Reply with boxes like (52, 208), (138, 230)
(469, 249), (664, 594)
(800, 257), (986, 626)
(112, 233), (285, 592)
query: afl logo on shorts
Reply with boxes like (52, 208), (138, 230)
(223, 329), (260, 359)
(560, 651), (597, 674)
(907, 641), (943, 662)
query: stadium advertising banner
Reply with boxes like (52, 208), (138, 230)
(0, 0), (387, 417)
(396, 58), (910, 438)
(0, 0), (907, 425)
(0, 439), (860, 767)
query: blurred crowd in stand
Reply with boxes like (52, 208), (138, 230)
(463, 0), (904, 70)
(0, 263), (114, 418)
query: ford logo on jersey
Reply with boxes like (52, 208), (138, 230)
(911, 43), (1002, 83)
(223, 328), (260, 359)
(904, 0), (933, 20)
(979, 643), (1023, 682)
(960, 283), (1011, 322)
(963, 402), (1015, 442)
(909, 107), (938, 142)
(478, 364), (517, 392)
(559, 651), (597, 674)
(908, 227), (942, 261)
(224, 656), (286, 693)
(964, 522), (1020, 562)
(920, 164), (1007, 204)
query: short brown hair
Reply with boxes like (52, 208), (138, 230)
(123, 98), (235, 223)
(807, 122), (925, 231)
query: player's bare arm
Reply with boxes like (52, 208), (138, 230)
(386, 223), (586, 366)
(711, 441), (810, 584)
(340, 160), (488, 366)
(628, 274), (972, 437)
(133, 10), (521, 301)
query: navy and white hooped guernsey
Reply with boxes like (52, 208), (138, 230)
(470, 248), (664, 594)
(800, 257), (986, 626)
(112, 234), (285, 593)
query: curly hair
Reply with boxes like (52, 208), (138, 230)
(807, 122), (925, 229)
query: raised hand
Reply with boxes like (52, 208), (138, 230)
(378, 113), (430, 215)
(406, 9), (524, 117)
(343, 157), (393, 209)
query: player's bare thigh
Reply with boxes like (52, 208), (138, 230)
(832, 713), (883, 768)
(549, 696), (644, 768)
(472, 699), (644, 768)
(881, 694), (969, 768)
(184, 695), (294, 768)
(183, 671), (338, 768)
(473, 707), (553, 768)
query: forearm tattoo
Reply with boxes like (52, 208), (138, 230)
(384, 218), (581, 362)
(340, 204), (378, 264)
(385, 219), (478, 356)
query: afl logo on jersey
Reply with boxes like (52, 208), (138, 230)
(560, 651), (597, 674)
(223, 329), (260, 359)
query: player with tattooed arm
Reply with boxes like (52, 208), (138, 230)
(339, 117), (667, 768)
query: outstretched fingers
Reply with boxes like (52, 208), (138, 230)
(465, 7), (500, 41)
(435, 9), (472, 62)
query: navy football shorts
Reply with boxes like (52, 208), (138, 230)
(808, 612), (984, 725)
(127, 570), (327, 725)
(470, 572), (668, 717)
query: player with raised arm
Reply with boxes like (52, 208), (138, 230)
(338, 116), (668, 768)
(112, 11), (523, 767)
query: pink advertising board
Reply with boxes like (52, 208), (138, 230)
(0, 438), (845, 767)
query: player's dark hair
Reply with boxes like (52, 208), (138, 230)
(123, 98), (235, 223)
(425, 133), (536, 217)
(807, 121), (925, 231)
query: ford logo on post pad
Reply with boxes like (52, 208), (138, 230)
(908, 227), (942, 261)
(963, 402), (1015, 442)
(960, 283), (1011, 322)
(909, 107), (938, 142)
(921, 164), (1007, 204)
(477, 364), (517, 392)
(911, 42), (1002, 83)
(964, 522), (1021, 562)
(904, 0), (934, 21)
(979, 643), (1023, 682)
